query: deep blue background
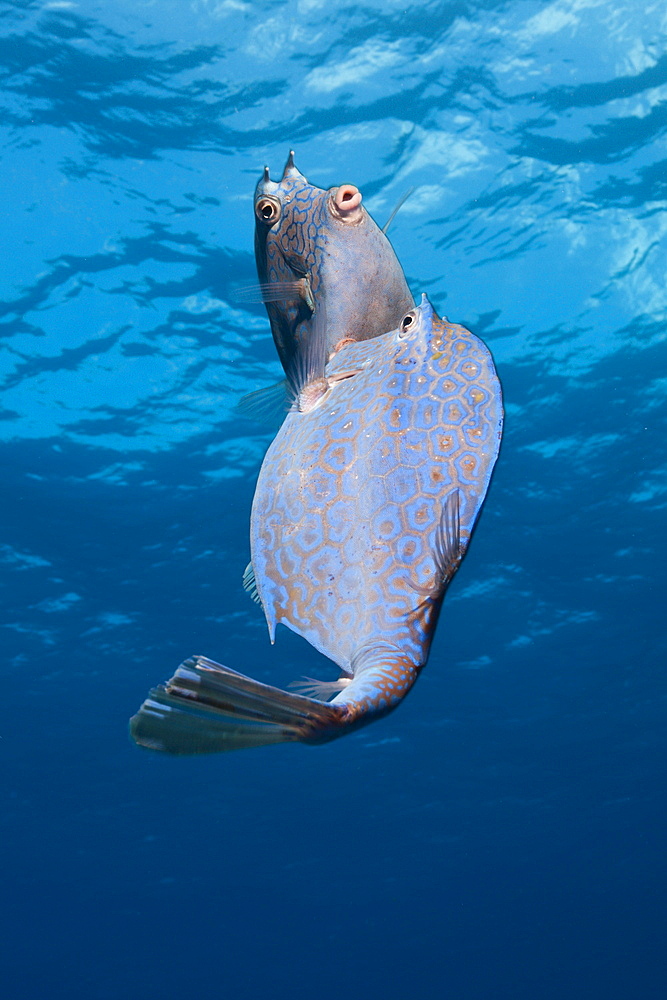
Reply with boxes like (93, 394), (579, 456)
(1, 2), (665, 998)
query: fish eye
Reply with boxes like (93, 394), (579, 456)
(399, 310), (417, 336)
(255, 197), (281, 225)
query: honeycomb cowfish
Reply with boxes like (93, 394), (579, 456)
(249, 151), (415, 380)
(130, 296), (503, 754)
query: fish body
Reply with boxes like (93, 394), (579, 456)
(128, 296), (503, 754)
(249, 294), (503, 720)
(253, 152), (414, 377)
(130, 296), (503, 754)
(129, 145), (503, 756)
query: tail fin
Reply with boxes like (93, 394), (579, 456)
(129, 655), (345, 755)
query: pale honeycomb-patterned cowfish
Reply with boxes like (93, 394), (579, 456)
(248, 151), (414, 380)
(130, 296), (503, 754)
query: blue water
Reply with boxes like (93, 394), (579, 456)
(2, 1), (666, 997)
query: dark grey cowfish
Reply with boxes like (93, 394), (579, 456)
(250, 151), (415, 387)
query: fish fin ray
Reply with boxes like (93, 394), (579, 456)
(433, 489), (463, 586)
(409, 490), (463, 598)
(232, 280), (311, 305)
(288, 674), (353, 701)
(237, 379), (290, 423)
(242, 561), (261, 604)
(382, 187), (415, 234)
(286, 294), (329, 403)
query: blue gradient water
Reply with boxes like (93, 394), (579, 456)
(1, 2), (665, 998)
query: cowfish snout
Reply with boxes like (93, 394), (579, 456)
(328, 184), (363, 223)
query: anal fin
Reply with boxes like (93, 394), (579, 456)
(242, 561), (261, 604)
(288, 674), (353, 701)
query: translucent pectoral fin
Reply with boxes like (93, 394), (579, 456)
(237, 379), (290, 422)
(232, 278), (314, 307)
(288, 296), (329, 408)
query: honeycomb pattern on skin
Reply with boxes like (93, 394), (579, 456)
(254, 154), (413, 374)
(250, 296), (503, 716)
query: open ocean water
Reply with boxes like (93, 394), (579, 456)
(1, 1), (666, 997)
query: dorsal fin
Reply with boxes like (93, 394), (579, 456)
(408, 490), (463, 600)
(433, 489), (463, 585)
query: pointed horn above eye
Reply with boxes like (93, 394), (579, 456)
(282, 150), (296, 178)
(263, 166), (270, 183)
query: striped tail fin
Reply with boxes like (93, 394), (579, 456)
(129, 655), (346, 755)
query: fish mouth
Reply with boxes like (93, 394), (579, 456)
(328, 185), (364, 224)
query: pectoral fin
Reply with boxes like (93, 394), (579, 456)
(287, 295), (329, 407)
(237, 379), (290, 422)
(232, 278), (314, 309)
